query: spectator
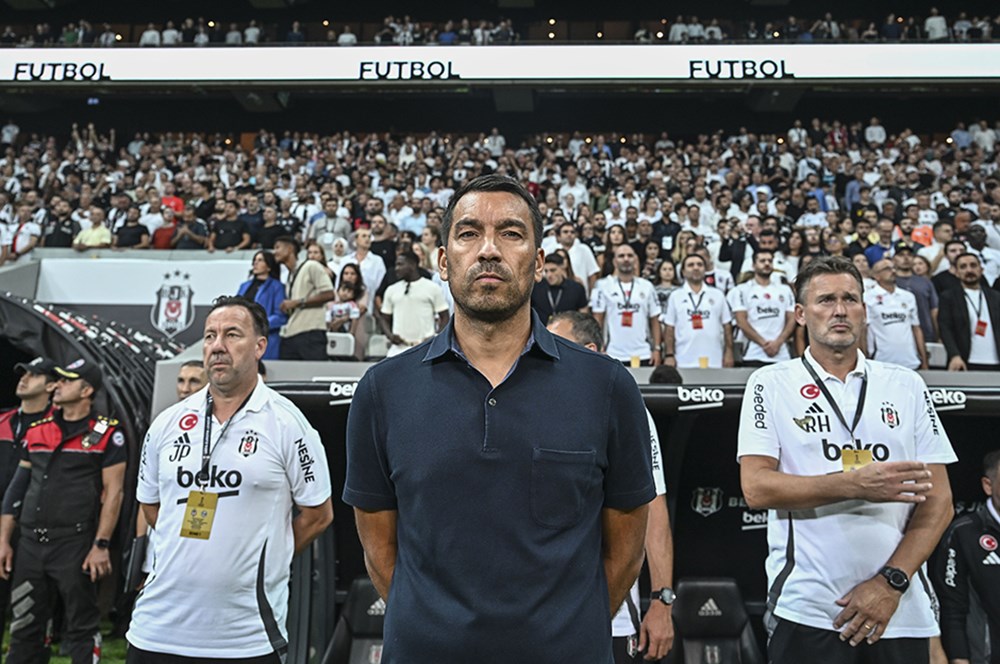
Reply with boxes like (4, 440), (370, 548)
(138, 22), (160, 46)
(894, 247), (940, 343)
(326, 278), (363, 338)
(864, 218), (899, 266)
(881, 13), (903, 40)
(378, 251), (448, 356)
(274, 235), (335, 360)
(72, 207), (111, 251)
(161, 20), (180, 45)
(7, 203), (41, 262)
(174, 360), (206, 400)
(112, 208), (150, 249)
(225, 23), (242, 44)
(207, 201), (251, 253)
(865, 258), (928, 369)
(939, 253), (1000, 371)
(932, 450), (1000, 664)
(337, 25), (357, 45)
(653, 260), (679, 310)
(918, 221), (955, 275)
(348, 227), (386, 312)
(966, 224), (1000, 286)
(925, 7), (950, 41)
(729, 249), (796, 366)
(244, 20), (261, 44)
(662, 253), (734, 368)
(286, 21), (305, 42)
(933, 240), (985, 295)
(237, 250), (288, 360)
(151, 207), (178, 249)
(170, 207), (209, 250)
(531, 253), (588, 323)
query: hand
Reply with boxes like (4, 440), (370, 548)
(389, 334), (406, 346)
(279, 299), (298, 314)
(947, 356), (966, 372)
(849, 461), (933, 503)
(0, 540), (14, 580)
(206, 245), (216, 253)
(761, 339), (780, 357)
(638, 601), (675, 661)
(224, 246), (235, 253)
(650, 348), (662, 366)
(723, 348), (735, 368)
(833, 576), (903, 646)
(82, 545), (112, 582)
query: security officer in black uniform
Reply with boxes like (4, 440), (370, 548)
(933, 450), (1000, 664)
(0, 358), (58, 639)
(0, 358), (126, 664)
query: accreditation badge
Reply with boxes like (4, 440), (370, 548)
(180, 491), (219, 540)
(976, 320), (988, 336)
(842, 449), (873, 473)
(621, 311), (633, 327)
(691, 313), (703, 330)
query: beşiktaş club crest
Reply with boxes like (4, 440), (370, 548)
(238, 430), (259, 458)
(691, 487), (723, 517)
(881, 401), (900, 429)
(151, 270), (194, 338)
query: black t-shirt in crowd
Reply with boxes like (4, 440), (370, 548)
(531, 279), (589, 323)
(371, 239), (397, 268)
(257, 224), (286, 250)
(115, 223), (149, 247)
(213, 219), (248, 249)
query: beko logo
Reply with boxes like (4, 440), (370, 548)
(678, 386), (725, 411)
(930, 389), (967, 412)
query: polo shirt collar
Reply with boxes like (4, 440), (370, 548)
(182, 375), (268, 413)
(803, 346), (867, 383)
(423, 309), (560, 363)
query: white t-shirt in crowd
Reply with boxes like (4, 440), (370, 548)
(9, 221), (41, 256)
(737, 349), (956, 638)
(381, 277), (448, 356)
(128, 378), (332, 658)
(864, 284), (921, 370)
(730, 280), (795, 363)
(612, 408), (667, 637)
(966, 245), (1000, 287)
(661, 282), (731, 368)
(590, 276), (660, 362)
(963, 287), (1000, 365)
(348, 251), (387, 312)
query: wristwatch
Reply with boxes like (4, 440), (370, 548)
(879, 566), (909, 593)
(94, 538), (111, 550)
(650, 587), (676, 606)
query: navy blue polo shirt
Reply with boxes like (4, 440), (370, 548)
(344, 312), (655, 664)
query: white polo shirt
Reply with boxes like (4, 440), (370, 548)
(590, 276), (660, 362)
(736, 349), (956, 638)
(612, 409), (667, 637)
(864, 284), (921, 370)
(128, 378), (332, 658)
(730, 280), (795, 364)
(661, 282), (731, 368)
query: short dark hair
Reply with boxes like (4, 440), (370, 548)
(649, 365), (683, 384)
(984, 450), (1000, 479)
(681, 253), (705, 272)
(209, 296), (269, 338)
(549, 311), (604, 352)
(753, 249), (775, 261)
(274, 235), (301, 254)
(954, 252), (982, 267)
(932, 220), (951, 233)
(544, 252), (566, 266)
(397, 250), (419, 267)
(441, 174), (544, 248)
(759, 229), (778, 240)
(180, 360), (204, 369)
(794, 255), (864, 304)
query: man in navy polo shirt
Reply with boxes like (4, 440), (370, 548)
(345, 174), (655, 663)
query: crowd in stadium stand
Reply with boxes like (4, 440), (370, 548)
(2, 8), (1000, 46)
(1, 115), (1000, 363)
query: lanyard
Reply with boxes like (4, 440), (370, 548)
(687, 289), (705, 313)
(199, 390), (254, 487)
(801, 355), (868, 438)
(617, 279), (634, 308)
(965, 289), (984, 320)
(547, 285), (563, 312)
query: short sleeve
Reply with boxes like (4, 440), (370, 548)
(381, 287), (395, 315)
(912, 377), (958, 464)
(719, 295), (733, 325)
(281, 414), (332, 507)
(136, 429), (160, 504)
(604, 366), (656, 510)
(102, 426), (127, 467)
(736, 369), (781, 461)
(431, 283), (448, 313)
(782, 286), (796, 311)
(729, 286), (747, 313)
(349, 303), (361, 320)
(343, 370), (398, 510)
(590, 285), (606, 313)
(646, 409), (666, 496)
(644, 284), (661, 318)
(661, 291), (678, 326)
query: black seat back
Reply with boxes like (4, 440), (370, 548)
(672, 577), (764, 664)
(321, 577), (385, 664)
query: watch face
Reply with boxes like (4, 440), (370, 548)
(889, 570), (907, 586)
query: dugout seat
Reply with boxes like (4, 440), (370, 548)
(326, 332), (356, 359)
(321, 577), (385, 664)
(365, 334), (389, 359)
(672, 577), (764, 664)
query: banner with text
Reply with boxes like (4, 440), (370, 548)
(36, 258), (251, 346)
(3, 44), (1000, 85)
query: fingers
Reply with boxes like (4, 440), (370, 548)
(866, 622), (885, 645)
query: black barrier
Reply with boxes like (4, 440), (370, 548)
(273, 376), (1000, 662)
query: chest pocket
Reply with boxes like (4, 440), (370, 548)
(530, 448), (598, 529)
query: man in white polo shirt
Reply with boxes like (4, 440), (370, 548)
(737, 255), (956, 664)
(865, 259), (927, 371)
(127, 296), (333, 663)
(730, 249), (796, 367)
(662, 253), (734, 368)
(591, 244), (662, 366)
